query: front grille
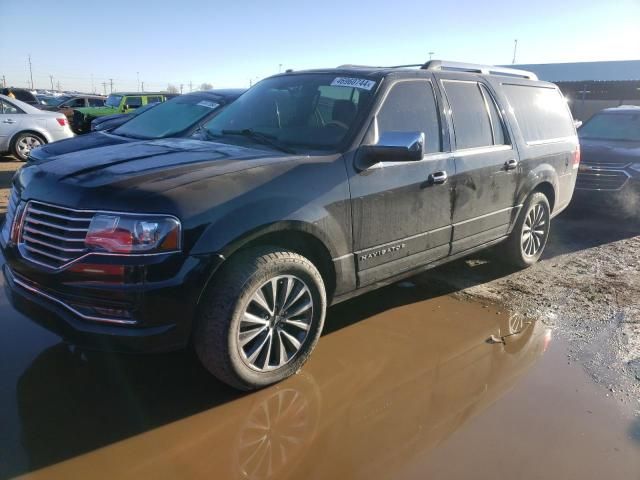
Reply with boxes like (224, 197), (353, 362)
(1, 188), (20, 243)
(20, 201), (93, 269)
(576, 170), (630, 191)
(582, 160), (631, 169)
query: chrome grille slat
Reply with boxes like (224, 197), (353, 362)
(20, 201), (94, 269)
(576, 170), (629, 191)
(22, 225), (86, 242)
(22, 234), (87, 252)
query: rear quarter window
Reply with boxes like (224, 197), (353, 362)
(502, 84), (574, 143)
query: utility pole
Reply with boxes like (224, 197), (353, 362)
(188, 81), (193, 92)
(428, 51), (435, 60)
(136, 71), (140, 91)
(56, 81), (61, 91)
(1, 75), (6, 88)
(180, 84), (184, 94)
(278, 64), (283, 73)
(28, 54), (34, 90)
(102, 82), (107, 95)
(141, 81), (144, 92)
(91, 73), (95, 94)
(511, 39), (518, 64)
(49, 75), (54, 91)
(109, 78), (114, 93)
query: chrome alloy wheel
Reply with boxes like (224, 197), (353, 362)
(16, 135), (42, 159)
(521, 203), (548, 257)
(238, 275), (313, 372)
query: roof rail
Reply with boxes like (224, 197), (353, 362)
(421, 60), (538, 80)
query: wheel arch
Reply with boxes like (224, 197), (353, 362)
(10, 129), (50, 148)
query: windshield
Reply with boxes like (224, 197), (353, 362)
(105, 95), (122, 108)
(203, 74), (375, 151)
(113, 95), (222, 139)
(39, 96), (65, 106)
(579, 112), (640, 141)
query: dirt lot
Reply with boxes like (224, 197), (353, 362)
(1, 157), (638, 411)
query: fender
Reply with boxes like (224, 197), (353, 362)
(10, 126), (54, 146)
(517, 162), (559, 208)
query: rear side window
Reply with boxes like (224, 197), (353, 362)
(146, 96), (162, 104)
(443, 81), (494, 149)
(125, 96), (142, 108)
(502, 84), (574, 143)
(88, 98), (104, 107)
(480, 84), (507, 145)
(376, 80), (442, 153)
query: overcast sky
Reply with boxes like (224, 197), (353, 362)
(1, 0), (639, 93)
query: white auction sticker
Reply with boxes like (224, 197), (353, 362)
(197, 100), (220, 109)
(330, 77), (376, 90)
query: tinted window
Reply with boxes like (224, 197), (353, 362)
(146, 96), (162, 104)
(114, 95), (221, 139)
(125, 96), (142, 108)
(480, 84), (507, 145)
(443, 81), (493, 149)
(1, 100), (21, 114)
(105, 95), (122, 108)
(503, 84), (574, 143)
(377, 81), (442, 153)
(88, 98), (104, 107)
(578, 112), (640, 141)
(65, 98), (85, 107)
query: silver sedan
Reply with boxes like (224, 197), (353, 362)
(0, 94), (74, 160)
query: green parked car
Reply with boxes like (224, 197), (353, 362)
(72, 92), (177, 133)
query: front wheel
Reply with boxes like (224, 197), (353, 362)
(503, 192), (551, 268)
(195, 247), (326, 390)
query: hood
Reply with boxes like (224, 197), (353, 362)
(21, 138), (295, 204)
(579, 137), (640, 166)
(30, 131), (131, 162)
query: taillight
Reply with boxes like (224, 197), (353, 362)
(56, 117), (67, 126)
(572, 144), (580, 169)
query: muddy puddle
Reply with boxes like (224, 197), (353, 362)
(1, 277), (638, 479)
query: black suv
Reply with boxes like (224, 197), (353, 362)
(576, 105), (640, 209)
(1, 61), (578, 390)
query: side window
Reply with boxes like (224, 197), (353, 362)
(146, 96), (162, 104)
(67, 98), (85, 107)
(88, 98), (104, 107)
(479, 84), (507, 145)
(502, 84), (574, 143)
(1, 100), (21, 114)
(125, 96), (142, 109)
(443, 81), (494, 149)
(376, 81), (442, 153)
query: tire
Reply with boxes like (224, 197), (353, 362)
(11, 132), (45, 161)
(503, 192), (551, 268)
(195, 246), (326, 391)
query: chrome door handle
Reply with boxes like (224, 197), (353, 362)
(2, 119), (16, 124)
(504, 159), (518, 170)
(429, 171), (448, 185)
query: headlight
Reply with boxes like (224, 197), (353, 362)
(85, 214), (181, 254)
(630, 163), (640, 173)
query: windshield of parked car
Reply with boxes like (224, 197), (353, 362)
(113, 94), (222, 139)
(39, 96), (65, 106)
(579, 112), (640, 141)
(202, 74), (375, 151)
(105, 95), (122, 108)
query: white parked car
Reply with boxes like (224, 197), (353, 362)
(0, 94), (74, 160)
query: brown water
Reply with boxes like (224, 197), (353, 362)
(7, 283), (638, 480)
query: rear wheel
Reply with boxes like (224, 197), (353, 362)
(504, 192), (551, 268)
(11, 132), (45, 161)
(195, 247), (326, 390)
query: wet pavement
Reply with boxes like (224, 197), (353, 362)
(1, 262), (639, 479)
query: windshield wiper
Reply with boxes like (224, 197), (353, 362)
(221, 129), (295, 154)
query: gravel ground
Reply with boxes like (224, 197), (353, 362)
(1, 157), (638, 409)
(418, 206), (640, 412)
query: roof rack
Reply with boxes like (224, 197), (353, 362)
(422, 60), (538, 80)
(336, 60), (538, 80)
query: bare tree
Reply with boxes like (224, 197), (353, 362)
(199, 82), (213, 91)
(166, 84), (179, 94)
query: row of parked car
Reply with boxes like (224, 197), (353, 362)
(0, 60), (637, 392)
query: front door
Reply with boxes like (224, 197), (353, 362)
(438, 76), (520, 254)
(349, 78), (455, 287)
(0, 99), (24, 149)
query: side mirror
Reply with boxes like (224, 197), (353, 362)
(359, 131), (425, 167)
(573, 120), (583, 129)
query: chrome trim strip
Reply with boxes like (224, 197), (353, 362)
(453, 205), (521, 227)
(7, 269), (137, 325)
(27, 206), (93, 222)
(23, 225), (86, 242)
(576, 169), (630, 191)
(455, 144), (513, 156)
(526, 136), (577, 146)
(23, 244), (73, 262)
(22, 234), (86, 252)
(24, 216), (89, 232)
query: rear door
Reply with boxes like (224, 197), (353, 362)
(438, 75), (520, 254)
(349, 77), (455, 286)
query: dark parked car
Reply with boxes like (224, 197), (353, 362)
(1, 88), (39, 106)
(28, 89), (245, 163)
(575, 105), (640, 207)
(1, 61), (578, 390)
(39, 95), (106, 123)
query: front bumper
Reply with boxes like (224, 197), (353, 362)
(1, 248), (224, 353)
